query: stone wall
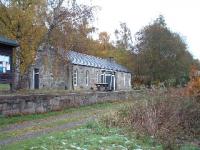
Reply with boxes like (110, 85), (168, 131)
(0, 91), (134, 116)
(72, 65), (101, 90)
(116, 72), (132, 90)
(30, 49), (70, 90)
(72, 65), (132, 91)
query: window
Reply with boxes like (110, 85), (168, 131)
(86, 70), (89, 86)
(101, 74), (104, 83)
(0, 55), (10, 74)
(34, 68), (39, 89)
(73, 69), (78, 86)
(96, 71), (99, 83)
(124, 74), (126, 86)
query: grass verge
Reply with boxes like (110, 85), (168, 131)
(0, 84), (9, 91)
(0, 100), (128, 128)
(0, 121), (162, 150)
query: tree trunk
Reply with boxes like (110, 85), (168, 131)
(14, 47), (21, 90)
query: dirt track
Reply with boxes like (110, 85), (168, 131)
(0, 101), (129, 146)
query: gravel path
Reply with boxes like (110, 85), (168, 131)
(0, 101), (127, 147)
(0, 111), (100, 132)
(0, 109), (105, 146)
(0, 116), (96, 146)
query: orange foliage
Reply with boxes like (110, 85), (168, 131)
(187, 65), (200, 96)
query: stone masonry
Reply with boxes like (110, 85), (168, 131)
(0, 91), (134, 116)
(72, 65), (132, 90)
(29, 49), (132, 91)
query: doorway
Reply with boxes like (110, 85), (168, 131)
(34, 68), (39, 89)
(105, 74), (115, 91)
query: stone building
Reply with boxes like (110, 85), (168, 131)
(29, 49), (132, 91)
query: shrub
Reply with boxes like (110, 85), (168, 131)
(187, 65), (200, 96)
(102, 91), (200, 149)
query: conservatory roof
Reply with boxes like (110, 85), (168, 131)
(66, 50), (130, 73)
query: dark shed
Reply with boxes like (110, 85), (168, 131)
(0, 36), (18, 90)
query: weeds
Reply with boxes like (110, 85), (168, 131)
(102, 90), (200, 149)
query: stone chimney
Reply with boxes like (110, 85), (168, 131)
(107, 57), (115, 63)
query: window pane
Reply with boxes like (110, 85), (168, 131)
(0, 55), (10, 74)
(101, 74), (104, 83)
(124, 74), (126, 86)
(86, 71), (89, 85)
(73, 69), (78, 86)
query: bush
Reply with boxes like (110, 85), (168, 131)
(102, 91), (200, 149)
(187, 65), (200, 96)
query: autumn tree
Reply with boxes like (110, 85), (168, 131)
(134, 15), (194, 84)
(0, 0), (96, 88)
(44, 0), (96, 52)
(115, 22), (133, 50)
(0, 0), (46, 88)
(187, 65), (200, 95)
(99, 32), (110, 49)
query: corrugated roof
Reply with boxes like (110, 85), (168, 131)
(0, 36), (19, 47)
(66, 51), (130, 73)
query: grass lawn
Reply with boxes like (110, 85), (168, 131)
(0, 84), (10, 91)
(0, 121), (163, 150)
(0, 101), (134, 143)
(1, 121), (198, 150)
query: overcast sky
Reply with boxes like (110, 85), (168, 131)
(89, 0), (200, 59)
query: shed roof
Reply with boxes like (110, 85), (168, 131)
(0, 36), (19, 47)
(66, 51), (130, 73)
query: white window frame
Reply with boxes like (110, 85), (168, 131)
(96, 71), (99, 83)
(112, 74), (116, 90)
(101, 73), (106, 83)
(124, 74), (126, 86)
(105, 74), (111, 84)
(73, 69), (78, 86)
(129, 78), (131, 87)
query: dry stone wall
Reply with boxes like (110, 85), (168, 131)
(0, 91), (135, 116)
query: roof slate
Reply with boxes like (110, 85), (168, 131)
(66, 51), (130, 73)
(0, 36), (18, 47)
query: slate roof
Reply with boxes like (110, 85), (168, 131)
(0, 36), (18, 47)
(66, 51), (130, 73)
